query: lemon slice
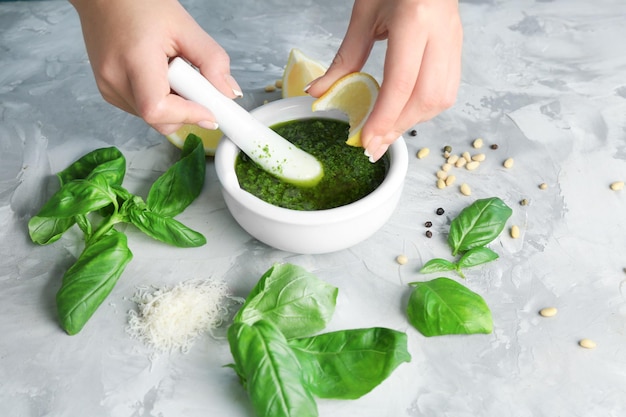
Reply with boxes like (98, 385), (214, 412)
(311, 72), (379, 147)
(281, 49), (327, 98)
(166, 124), (223, 156)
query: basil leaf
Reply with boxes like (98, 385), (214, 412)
(57, 147), (126, 186)
(406, 277), (492, 337)
(448, 197), (512, 256)
(234, 263), (338, 339)
(289, 328), (411, 400)
(228, 320), (318, 417)
(56, 230), (133, 335)
(28, 216), (75, 245)
(419, 258), (457, 274)
(36, 179), (116, 219)
(128, 206), (206, 248)
(457, 246), (499, 270)
(146, 134), (206, 217)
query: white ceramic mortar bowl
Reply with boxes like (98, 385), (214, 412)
(214, 96), (408, 254)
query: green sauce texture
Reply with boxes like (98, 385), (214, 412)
(235, 118), (388, 210)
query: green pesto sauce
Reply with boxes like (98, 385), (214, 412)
(235, 118), (388, 211)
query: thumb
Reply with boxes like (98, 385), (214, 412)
(306, 22), (374, 98)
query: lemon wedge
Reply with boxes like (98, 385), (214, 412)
(311, 72), (379, 147)
(166, 124), (223, 156)
(281, 49), (327, 98)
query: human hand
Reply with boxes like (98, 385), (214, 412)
(306, 0), (463, 161)
(69, 0), (242, 135)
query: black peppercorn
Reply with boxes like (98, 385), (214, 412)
(490, 144), (499, 150)
(409, 129), (417, 137)
(425, 230), (433, 238)
(424, 221), (433, 228)
(436, 208), (445, 215)
(443, 145), (452, 153)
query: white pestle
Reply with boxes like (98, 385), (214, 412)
(167, 57), (324, 187)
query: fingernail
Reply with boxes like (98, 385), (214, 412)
(198, 120), (219, 130)
(372, 144), (389, 162)
(225, 74), (243, 98)
(303, 82), (312, 93)
(365, 136), (382, 159)
(364, 148), (375, 163)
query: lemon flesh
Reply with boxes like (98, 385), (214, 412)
(166, 125), (224, 156)
(281, 49), (327, 98)
(311, 72), (379, 147)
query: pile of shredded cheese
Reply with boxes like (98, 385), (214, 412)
(126, 279), (234, 354)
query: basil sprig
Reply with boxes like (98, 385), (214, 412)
(228, 263), (411, 417)
(407, 197), (512, 337)
(420, 197), (512, 279)
(28, 135), (207, 334)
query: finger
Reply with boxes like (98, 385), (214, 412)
(393, 24), (463, 131)
(361, 10), (427, 150)
(175, 17), (241, 99)
(305, 4), (375, 97)
(92, 62), (138, 117)
(126, 45), (217, 131)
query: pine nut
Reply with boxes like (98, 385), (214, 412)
(539, 183), (548, 190)
(460, 183), (471, 196)
(578, 339), (596, 349)
(473, 138), (484, 148)
(396, 254), (408, 265)
(503, 158), (514, 168)
(436, 179), (446, 189)
(417, 147), (430, 159)
(445, 175), (456, 186)
(510, 225), (520, 238)
(455, 157), (467, 168)
(264, 84), (276, 92)
(539, 307), (557, 317)
(436, 170), (448, 180)
(466, 161), (480, 171)
(447, 154), (459, 165)
(442, 163), (452, 172)
(462, 151), (472, 162)
(274, 79), (283, 88)
(472, 153), (486, 162)
(610, 181), (624, 191)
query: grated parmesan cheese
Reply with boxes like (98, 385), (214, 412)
(126, 279), (237, 354)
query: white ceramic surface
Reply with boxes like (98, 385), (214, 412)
(215, 96), (409, 254)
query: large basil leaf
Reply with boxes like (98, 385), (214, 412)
(289, 328), (411, 399)
(234, 263), (338, 339)
(56, 230), (133, 335)
(448, 197), (512, 255)
(228, 320), (318, 417)
(28, 215), (76, 245)
(57, 147), (126, 186)
(146, 134), (206, 217)
(406, 277), (492, 337)
(35, 179), (116, 219)
(128, 206), (206, 247)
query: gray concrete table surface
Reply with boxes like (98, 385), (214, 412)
(1, 0), (625, 416)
